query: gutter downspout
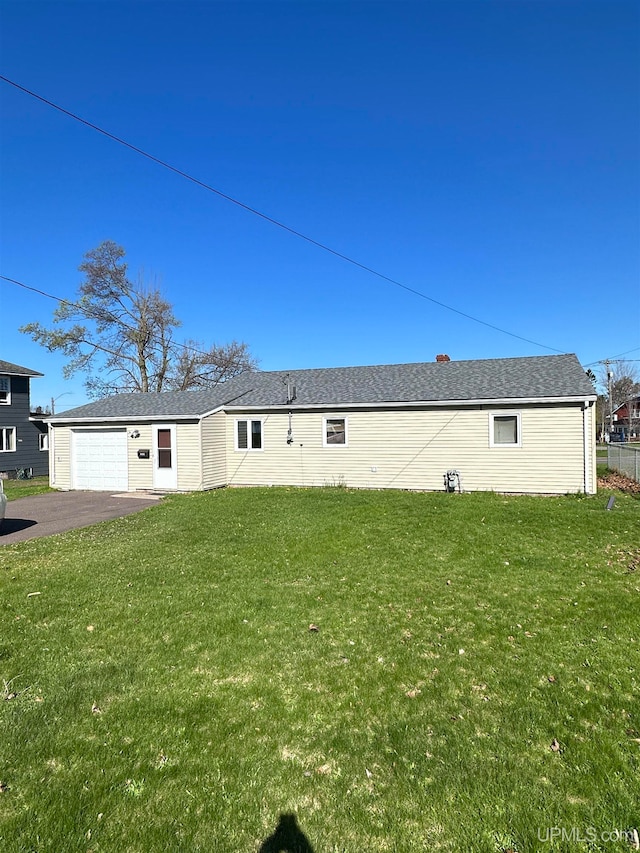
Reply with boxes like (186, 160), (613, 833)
(583, 400), (591, 494)
(198, 416), (204, 491)
(49, 425), (55, 487)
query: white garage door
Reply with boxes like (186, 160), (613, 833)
(72, 429), (128, 491)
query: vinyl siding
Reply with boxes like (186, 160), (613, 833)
(126, 421), (201, 491)
(51, 424), (148, 491)
(176, 422), (202, 491)
(586, 402), (597, 495)
(50, 425), (72, 490)
(201, 411), (227, 489)
(127, 424), (153, 491)
(224, 403), (592, 494)
(52, 421), (202, 491)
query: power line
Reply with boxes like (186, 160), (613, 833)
(584, 347), (640, 367)
(1, 73), (565, 355)
(1, 273), (182, 358)
(0, 273), (249, 370)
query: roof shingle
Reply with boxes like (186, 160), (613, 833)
(50, 354), (595, 421)
(0, 359), (44, 377)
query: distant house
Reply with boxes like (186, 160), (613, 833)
(0, 359), (49, 478)
(611, 395), (640, 440)
(47, 353), (597, 495)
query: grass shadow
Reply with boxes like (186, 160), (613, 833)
(259, 814), (315, 853)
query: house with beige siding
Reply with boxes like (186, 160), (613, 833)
(46, 354), (598, 495)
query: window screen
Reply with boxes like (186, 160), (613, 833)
(325, 418), (346, 445)
(493, 415), (518, 445)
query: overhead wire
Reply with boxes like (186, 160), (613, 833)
(0, 273), (251, 377)
(0, 74), (567, 355)
(583, 347), (640, 367)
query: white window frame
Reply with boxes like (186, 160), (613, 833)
(489, 412), (521, 448)
(0, 377), (10, 405)
(0, 427), (16, 452)
(235, 418), (264, 451)
(39, 432), (49, 451)
(323, 416), (348, 447)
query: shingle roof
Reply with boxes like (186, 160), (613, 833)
(50, 354), (595, 421)
(0, 359), (44, 377)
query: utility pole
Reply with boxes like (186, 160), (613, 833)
(51, 392), (72, 415)
(605, 360), (614, 440)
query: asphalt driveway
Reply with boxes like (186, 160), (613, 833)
(0, 490), (162, 545)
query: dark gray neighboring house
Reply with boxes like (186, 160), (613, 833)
(0, 359), (49, 478)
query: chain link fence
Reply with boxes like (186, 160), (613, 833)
(607, 443), (640, 483)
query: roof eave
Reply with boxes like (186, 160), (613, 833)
(222, 394), (598, 411)
(47, 411), (216, 424)
(47, 394), (597, 423)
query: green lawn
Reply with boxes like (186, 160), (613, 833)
(1, 475), (52, 500)
(1, 486), (638, 852)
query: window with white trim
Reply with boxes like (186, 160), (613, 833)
(236, 419), (263, 450)
(0, 427), (16, 452)
(0, 377), (10, 405)
(324, 417), (347, 446)
(39, 433), (49, 451)
(489, 412), (521, 447)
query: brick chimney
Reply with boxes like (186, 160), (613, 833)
(435, 354), (451, 363)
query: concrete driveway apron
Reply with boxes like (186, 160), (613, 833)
(0, 491), (162, 545)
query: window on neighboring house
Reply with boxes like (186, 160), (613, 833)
(236, 419), (263, 450)
(489, 412), (521, 447)
(39, 433), (49, 451)
(324, 417), (347, 446)
(0, 427), (16, 452)
(0, 377), (10, 405)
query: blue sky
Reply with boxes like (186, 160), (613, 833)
(1, 0), (638, 410)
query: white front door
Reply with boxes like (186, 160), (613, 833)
(153, 425), (177, 490)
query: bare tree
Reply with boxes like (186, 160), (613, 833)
(598, 360), (640, 439)
(167, 339), (258, 391)
(21, 241), (256, 398)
